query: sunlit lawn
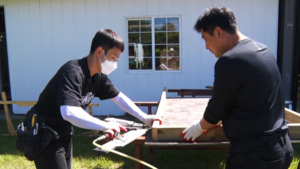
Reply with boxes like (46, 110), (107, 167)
(0, 119), (299, 169)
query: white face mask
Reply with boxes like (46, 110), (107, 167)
(99, 51), (117, 75)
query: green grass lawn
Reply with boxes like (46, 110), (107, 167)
(0, 119), (299, 169)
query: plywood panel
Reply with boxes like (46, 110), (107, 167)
(288, 124), (300, 140)
(155, 127), (226, 141)
(285, 108), (300, 140)
(152, 95), (226, 141)
(285, 108), (300, 123)
(161, 98), (209, 126)
(152, 97), (300, 141)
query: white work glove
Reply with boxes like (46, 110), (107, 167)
(102, 121), (127, 139)
(141, 115), (162, 127)
(181, 121), (204, 142)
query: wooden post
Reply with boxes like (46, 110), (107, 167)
(1, 92), (16, 136)
(152, 87), (167, 140)
(0, 95), (99, 136)
(132, 136), (146, 169)
(134, 101), (159, 115)
(87, 103), (99, 115)
(285, 108), (300, 123)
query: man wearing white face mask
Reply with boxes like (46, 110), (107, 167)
(24, 29), (162, 169)
(99, 51), (118, 75)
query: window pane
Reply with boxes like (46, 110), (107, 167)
(168, 45), (179, 57)
(129, 45), (135, 57)
(141, 20), (151, 32)
(129, 57), (140, 69)
(166, 46), (180, 70)
(167, 56), (180, 70)
(143, 45), (152, 57)
(155, 45), (167, 57)
(168, 32), (179, 43)
(155, 18), (166, 31)
(128, 17), (180, 71)
(167, 18), (179, 31)
(141, 33), (152, 44)
(128, 20), (139, 32)
(129, 43), (152, 70)
(155, 32), (166, 44)
(129, 57), (152, 70)
(141, 58), (152, 69)
(129, 33), (139, 43)
(155, 57), (167, 70)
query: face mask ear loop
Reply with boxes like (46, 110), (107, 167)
(98, 50), (106, 64)
(102, 51), (107, 61)
(97, 54), (102, 64)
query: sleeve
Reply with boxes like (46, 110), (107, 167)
(204, 58), (239, 124)
(60, 105), (108, 130)
(57, 70), (83, 107)
(95, 74), (120, 100)
(111, 92), (146, 120)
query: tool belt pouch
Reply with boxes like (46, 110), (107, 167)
(16, 109), (60, 161)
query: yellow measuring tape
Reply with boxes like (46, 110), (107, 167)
(93, 138), (158, 169)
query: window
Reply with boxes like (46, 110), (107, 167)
(128, 17), (180, 71)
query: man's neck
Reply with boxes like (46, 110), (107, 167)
(87, 54), (100, 77)
(236, 31), (248, 42)
(227, 31), (248, 50)
(218, 31), (248, 58)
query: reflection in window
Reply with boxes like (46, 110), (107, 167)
(128, 19), (152, 70)
(128, 17), (180, 71)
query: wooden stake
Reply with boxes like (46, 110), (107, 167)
(152, 87), (167, 140)
(1, 92), (16, 136)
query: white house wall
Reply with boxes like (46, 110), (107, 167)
(3, 0), (279, 115)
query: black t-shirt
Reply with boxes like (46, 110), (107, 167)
(34, 57), (119, 131)
(204, 39), (287, 153)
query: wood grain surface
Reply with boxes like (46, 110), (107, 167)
(152, 97), (227, 141)
(160, 98), (210, 127)
(152, 97), (300, 141)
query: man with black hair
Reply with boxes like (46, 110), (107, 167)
(29, 29), (161, 169)
(181, 7), (294, 169)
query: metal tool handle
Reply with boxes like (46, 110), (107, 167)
(94, 134), (108, 142)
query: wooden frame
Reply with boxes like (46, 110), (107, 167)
(0, 91), (99, 136)
(152, 87), (167, 140)
(152, 87), (226, 141)
(1, 92), (17, 136)
(285, 108), (300, 140)
(151, 88), (300, 141)
(134, 101), (158, 115)
(168, 89), (213, 98)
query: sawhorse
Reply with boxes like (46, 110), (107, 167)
(0, 91), (99, 136)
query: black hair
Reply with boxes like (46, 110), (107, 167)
(194, 7), (238, 35)
(89, 29), (124, 54)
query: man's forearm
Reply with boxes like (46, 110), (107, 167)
(200, 118), (215, 130)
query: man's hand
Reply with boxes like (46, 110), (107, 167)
(181, 121), (204, 142)
(103, 121), (127, 139)
(141, 115), (162, 127)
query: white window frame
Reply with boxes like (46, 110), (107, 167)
(126, 16), (181, 73)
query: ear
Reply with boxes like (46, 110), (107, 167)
(214, 27), (223, 38)
(95, 46), (103, 55)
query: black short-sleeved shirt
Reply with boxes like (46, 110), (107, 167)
(204, 39), (287, 153)
(34, 57), (119, 131)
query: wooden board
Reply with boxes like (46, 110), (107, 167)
(285, 108), (300, 140)
(285, 108), (300, 123)
(0, 91), (99, 136)
(152, 89), (300, 141)
(152, 89), (226, 141)
(152, 87), (167, 140)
